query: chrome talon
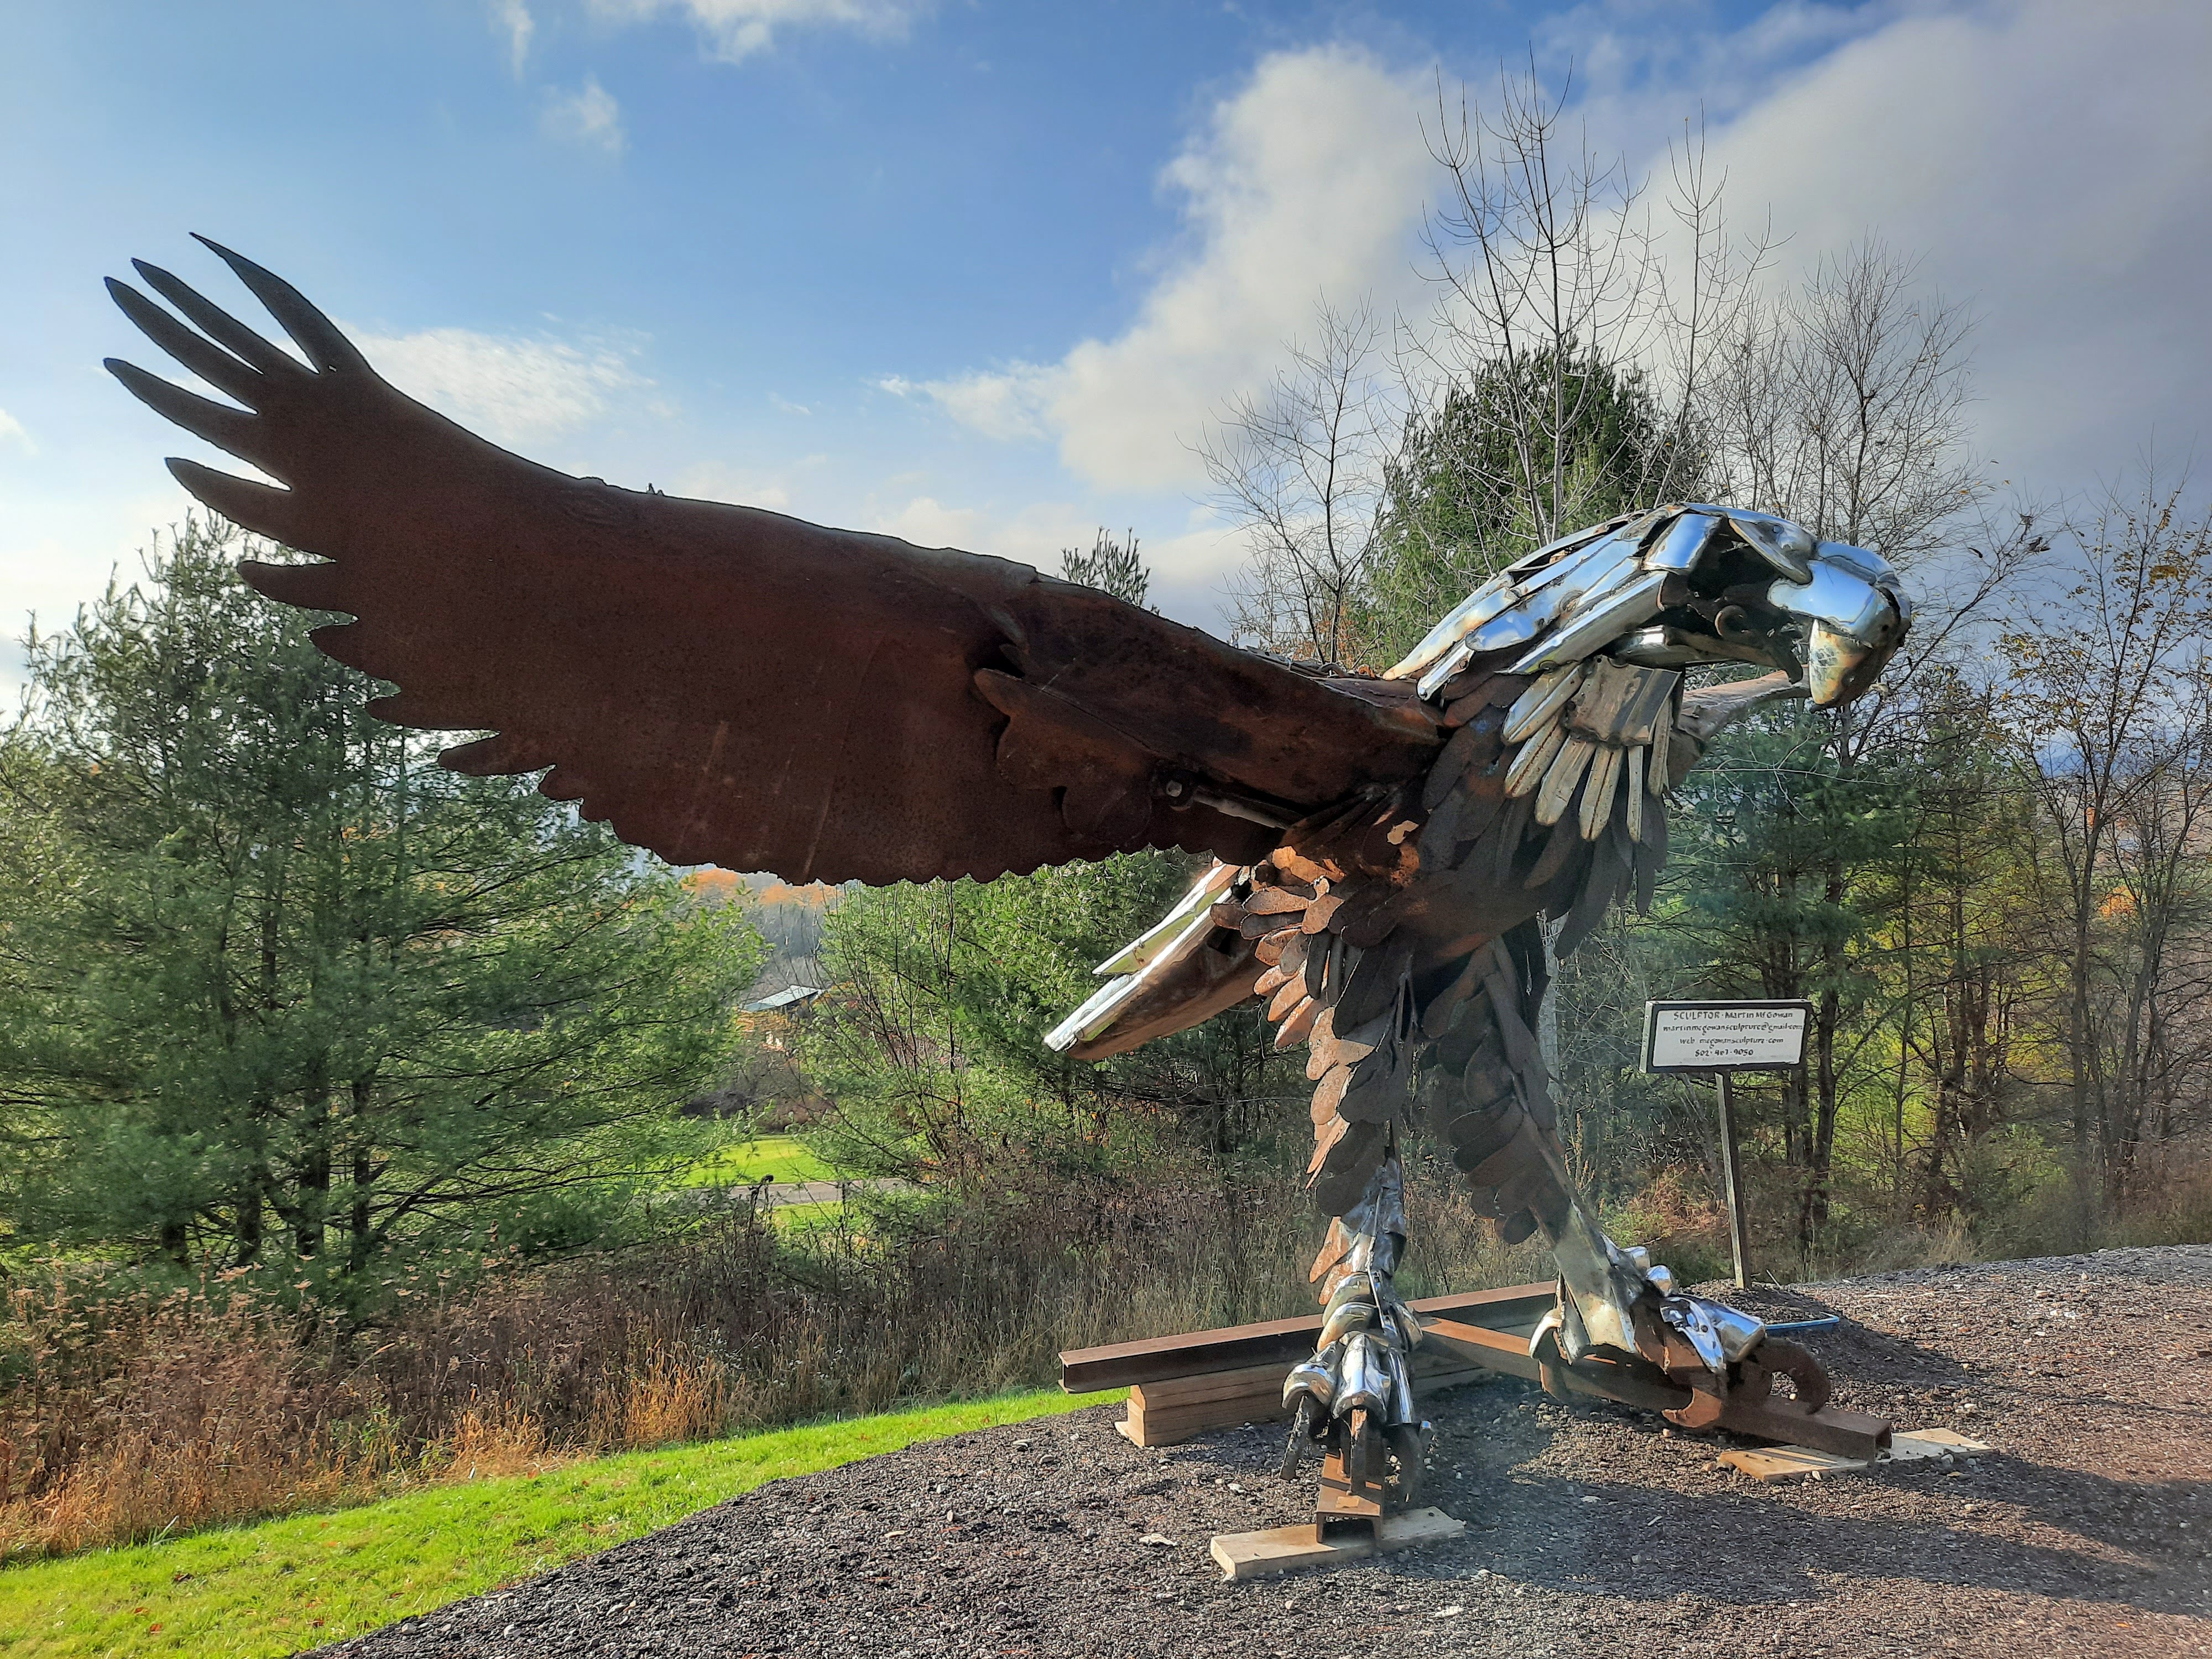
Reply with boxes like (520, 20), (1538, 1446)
(1291, 1150), (1431, 1508)
(1658, 1294), (1767, 1374)
(1280, 1394), (1324, 1480)
(1282, 1343), (1341, 1411)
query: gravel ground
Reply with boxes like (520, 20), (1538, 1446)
(322, 1245), (2212, 1659)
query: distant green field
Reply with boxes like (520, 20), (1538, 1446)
(0, 1386), (1124, 1659)
(675, 1133), (839, 1188)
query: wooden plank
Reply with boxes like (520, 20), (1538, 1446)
(1897, 1427), (1991, 1457)
(1121, 1390), (1289, 1447)
(1058, 1281), (1554, 1392)
(1132, 1361), (1291, 1410)
(1718, 1442), (1864, 1482)
(1720, 1428), (1993, 1484)
(1118, 1359), (1491, 1448)
(1210, 1507), (1466, 1582)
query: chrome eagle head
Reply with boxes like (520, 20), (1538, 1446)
(1387, 504), (1913, 709)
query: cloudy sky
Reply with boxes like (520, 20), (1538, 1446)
(3, 1), (2206, 689)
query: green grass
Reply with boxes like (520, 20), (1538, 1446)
(765, 1198), (842, 1232)
(674, 1133), (839, 1189)
(0, 1386), (1124, 1659)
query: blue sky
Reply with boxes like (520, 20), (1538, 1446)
(4, 1), (2209, 689)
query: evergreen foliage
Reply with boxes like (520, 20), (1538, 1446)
(1058, 528), (1150, 609)
(797, 858), (1294, 1185)
(0, 521), (764, 1288)
(1361, 347), (1677, 664)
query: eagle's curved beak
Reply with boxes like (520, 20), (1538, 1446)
(1767, 554), (1911, 708)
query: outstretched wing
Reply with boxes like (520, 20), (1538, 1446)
(105, 241), (1442, 884)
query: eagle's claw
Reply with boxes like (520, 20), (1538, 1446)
(1280, 1154), (1432, 1503)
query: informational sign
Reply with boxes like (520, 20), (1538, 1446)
(1641, 999), (1812, 1073)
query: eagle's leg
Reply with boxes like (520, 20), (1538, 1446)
(1424, 948), (1817, 1403)
(1278, 1142), (1430, 1503)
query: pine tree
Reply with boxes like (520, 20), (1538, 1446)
(0, 520), (763, 1286)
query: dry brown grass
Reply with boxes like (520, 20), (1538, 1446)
(0, 1153), (1552, 1562)
(18, 1136), (2178, 1563)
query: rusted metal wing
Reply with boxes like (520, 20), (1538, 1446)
(106, 241), (1442, 886)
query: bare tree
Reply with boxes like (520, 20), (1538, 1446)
(1202, 66), (1773, 663)
(2098, 701), (2212, 1199)
(1704, 239), (2061, 751)
(1198, 301), (1394, 665)
(2001, 479), (2212, 1209)
(1710, 241), (1980, 554)
(1403, 74), (1761, 557)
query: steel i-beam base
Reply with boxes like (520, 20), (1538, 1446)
(1311, 1439), (1389, 1545)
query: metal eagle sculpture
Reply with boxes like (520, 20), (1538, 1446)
(107, 240), (1911, 1510)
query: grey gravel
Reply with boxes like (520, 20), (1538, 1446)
(317, 1244), (2212, 1659)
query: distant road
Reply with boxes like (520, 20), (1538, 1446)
(678, 1176), (912, 1209)
(755, 1177), (905, 1207)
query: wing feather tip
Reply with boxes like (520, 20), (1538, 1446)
(187, 235), (365, 375)
(238, 557), (346, 614)
(164, 457), (301, 539)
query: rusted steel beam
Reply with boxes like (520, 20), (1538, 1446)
(1422, 1318), (1687, 1411)
(1057, 1282), (1554, 1392)
(1417, 1316), (1543, 1383)
(1710, 1396), (1891, 1461)
(1420, 1315), (1891, 1459)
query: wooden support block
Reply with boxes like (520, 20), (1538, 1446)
(1134, 1361), (1292, 1411)
(1720, 1428), (1993, 1483)
(1210, 1506), (1466, 1581)
(1117, 1361), (1490, 1448)
(1894, 1428), (1992, 1458)
(1719, 1442), (1864, 1481)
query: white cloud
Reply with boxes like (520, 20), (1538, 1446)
(348, 325), (651, 445)
(491, 0), (534, 77)
(541, 76), (625, 153)
(594, 0), (926, 64)
(877, 368), (1048, 442)
(885, 45), (1435, 492)
(0, 408), (29, 450)
(863, 493), (1244, 625)
(1660, 0), (2212, 491)
(666, 458), (807, 512)
(869, 494), (1084, 560)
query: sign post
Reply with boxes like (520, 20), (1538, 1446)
(1640, 999), (1812, 1290)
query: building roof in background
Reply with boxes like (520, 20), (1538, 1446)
(743, 984), (823, 1014)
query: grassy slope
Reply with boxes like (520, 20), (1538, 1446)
(675, 1133), (839, 1189)
(1, 1387), (1123, 1659)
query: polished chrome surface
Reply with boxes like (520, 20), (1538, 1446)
(1386, 579), (1519, 682)
(1505, 513), (1635, 577)
(1768, 563), (1890, 643)
(1091, 861), (1239, 978)
(1502, 664), (1584, 746)
(1505, 570), (1670, 673)
(1661, 1296), (1728, 1370)
(1642, 510), (1719, 572)
(1721, 508), (1817, 581)
(1812, 538), (1899, 588)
